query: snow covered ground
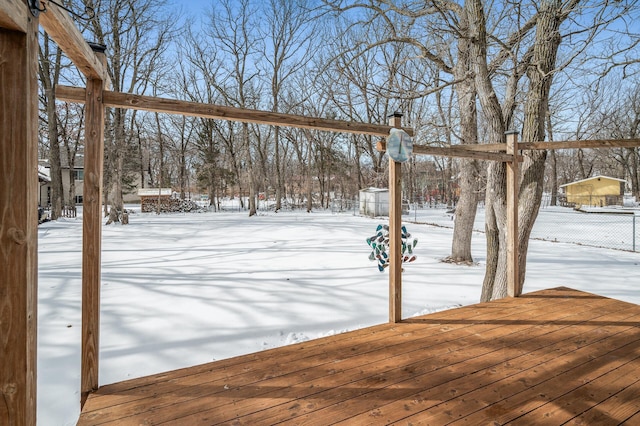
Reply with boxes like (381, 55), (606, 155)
(37, 206), (640, 425)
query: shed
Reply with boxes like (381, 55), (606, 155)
(359, 187), (389, 217)
(139, 188), (173, 212)
(38, 165), (50, 207)
(560, 175), (626, 207)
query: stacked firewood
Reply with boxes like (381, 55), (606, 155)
(141, 197), (203, 213)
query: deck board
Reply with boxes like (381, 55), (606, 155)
(77, 287), (640, 425)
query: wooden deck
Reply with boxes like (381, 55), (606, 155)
(78, 287), (640, 425)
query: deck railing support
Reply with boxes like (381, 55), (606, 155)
(0, 5), (39, 424)
(506, 130), (521, 297)
(388, 113), (403, 323)
(81, 46), (106, 407)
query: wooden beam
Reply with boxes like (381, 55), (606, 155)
(388, 114), (403, 323)
(450, 139), (640, 152)
(0, 0), (28, 32)
(376, 141), (519, 162)
(80, 52), (106, 408)
(38, 1), (111, 85)
(0, 16), (39, 426)
(426, 138), (640, 152)
(56, 85), (413, 137)
(459, 143), (507, 152)
(378, 138), (635, 160)
(519, 138), (640, 150)
(506, 131), (520, 297)
(379, 138), (640, 155)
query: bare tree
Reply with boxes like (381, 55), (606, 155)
(261, 0), (317, 211)
(590, 78), (640, 196)
(38, 33), (65, 219)
(58, 102), (85, 211)
(169, 115), (196, 200)
(321, 1), (507, 264)
(479, 0), (636, 300)
(199, 0), (263, 215)
(85, 0), (174, 223)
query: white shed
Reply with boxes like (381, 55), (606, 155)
(359, 187), (389, 217)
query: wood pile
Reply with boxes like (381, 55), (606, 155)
(141, 196), (203, 213)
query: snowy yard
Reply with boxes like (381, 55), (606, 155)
(37, 207), (640, 425)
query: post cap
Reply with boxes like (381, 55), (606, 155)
(388, 111), (403, 118)
(87, 42), (107, 53)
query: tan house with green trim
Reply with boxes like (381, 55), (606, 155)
(560, 175), (626, 207)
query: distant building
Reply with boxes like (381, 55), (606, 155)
(359, 188), (389, 217)
(560, 175), (626, 207)
(40, 154), (145, 206)
(38, 156), (84, 207)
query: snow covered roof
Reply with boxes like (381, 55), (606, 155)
(559, 175), (626, 188)
(39, 153), (84, 169)
(38, 165), (50, 182)
(138, 188), (172, 197)
(360, 187), (389, 193)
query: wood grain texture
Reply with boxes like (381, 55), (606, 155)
(76, 288), (640, 425)
(519, 138), (640, 150)
(0, 0), (28, 32)
(388, 115), (403, 324)
(444, 139), (640, 152)
(378, 139), (640, 161)
(0, 17), (39, 426)
(377, 140), (520, 162)
(80, 66), (106, 407)
(56, 85), (414, 137)
(38, 1), (110, 85)
(506, 131), (520, 297)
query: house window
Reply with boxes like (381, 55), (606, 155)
(73, 170), (84, 180)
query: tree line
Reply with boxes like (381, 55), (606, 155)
(38, 0), (640, 300)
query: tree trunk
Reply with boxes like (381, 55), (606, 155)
(577, 148), (588, 179)
(482, 161), (508, 302)
(450, 60), (480, 262)
(274, 126), (282, 211)
(481, 0), (564, 301)
(550, 150), (558, 206)
(451, 159), (480, 262)
(46, 88), (63, 219)
(353, 135), (363, 191)
(466, 0), (508, 301)
(545, 111), (558, 206)
(138, 126), (146, 189)
(515, 0), (563, 288)
(39, 35), (63, 219)
(306, 136), (313, 212)
(107, 107), (126, 223)
(629, 148), (639, 199)
(244, 122), (257, 216)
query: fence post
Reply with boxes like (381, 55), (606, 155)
(388, 112), (403, 323)
(0, 14), (40, 425)
(634, 214), (636, 252)
(506, 130), (521, 297)
(81, 46), (107, 408)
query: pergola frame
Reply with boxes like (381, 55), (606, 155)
(2, 1), (640, 424)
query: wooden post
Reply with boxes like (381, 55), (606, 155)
(506, 131), (520, 297)
(388, 113), (403, 323)
(0, 8), (39, 426)
(81, 45), (106, 407)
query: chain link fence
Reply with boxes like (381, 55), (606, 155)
(341, 197), (640, 253)
(531, 208), (640, 252)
